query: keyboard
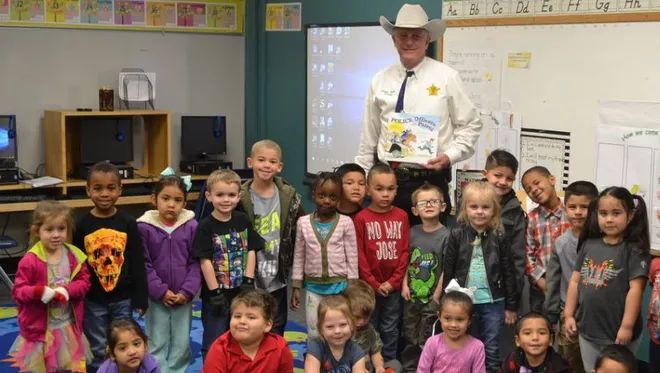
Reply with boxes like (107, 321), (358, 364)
(0, 194), (48, 203)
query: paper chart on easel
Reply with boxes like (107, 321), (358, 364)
(596, 101), (660, 253)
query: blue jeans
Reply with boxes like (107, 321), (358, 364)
(650, 341), (660, 373)
(270, 286), (288, 336)
(84, 298), (132, 373)
(473, 301), (504, 373)
(370, 291), (402, 361)
(145, 299), (193, 373)
(201, 288), (240, 362)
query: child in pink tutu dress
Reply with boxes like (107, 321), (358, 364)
(7, 200), (91, 372)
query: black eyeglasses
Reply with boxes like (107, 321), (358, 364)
(415, 199), (445, 208)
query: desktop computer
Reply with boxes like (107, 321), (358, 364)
(180, 115), (229, 175)
(180, 160), (232, 175)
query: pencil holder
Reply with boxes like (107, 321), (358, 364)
(99, 87), (114, 111)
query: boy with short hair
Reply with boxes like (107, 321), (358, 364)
(400, 182), (449, 372)
(202, 288), (294, 373)
(354, 163), (410, 361)
(482, 149), (527, 295)
(194, 169), (263, 360)
(74, 161), (148, 371)
(521, 166), (571, 313)
(335, 162), (367, 218)
(545, 180), (598, 372)
(238, 139), (304, 335)
(344, 280), (402, 373)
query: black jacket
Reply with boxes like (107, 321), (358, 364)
(500, 189), (527, 294)
(442, 223), (519, 311)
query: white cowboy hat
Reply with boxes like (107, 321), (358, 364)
(379, 4), (446, 40)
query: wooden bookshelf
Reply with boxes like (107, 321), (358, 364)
(44, 110), (171, 194)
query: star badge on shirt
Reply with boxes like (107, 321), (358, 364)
(427, 84), (440, 96)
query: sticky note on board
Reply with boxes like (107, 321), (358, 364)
(508, 52), (532, 69)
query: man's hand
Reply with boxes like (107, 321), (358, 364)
(425, 153), (451, 171)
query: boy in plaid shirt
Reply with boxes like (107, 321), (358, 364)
(521, 166), (571, 313)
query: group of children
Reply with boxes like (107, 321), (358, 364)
(4, 139), (659, 373)
(291, 148), (657, 373)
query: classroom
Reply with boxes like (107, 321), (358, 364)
(0, 0), (659, 372)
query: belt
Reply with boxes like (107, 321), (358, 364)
(391, 165), (436, 181)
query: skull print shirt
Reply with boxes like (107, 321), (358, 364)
(74, 210), (148, 310)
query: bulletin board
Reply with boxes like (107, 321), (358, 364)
(0, 0), (244, 34)
(440, 12), (660, 184)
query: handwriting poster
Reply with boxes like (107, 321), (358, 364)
(442, 47), (501, 110)
(597, 100), (660, 253)
(520, 128), (570, 189)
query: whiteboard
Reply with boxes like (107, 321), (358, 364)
(443, 22), (660, 183)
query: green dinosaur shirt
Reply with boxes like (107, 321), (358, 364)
(407, 224), (449, 304)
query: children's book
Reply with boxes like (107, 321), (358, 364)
(380, 113), (440, 165)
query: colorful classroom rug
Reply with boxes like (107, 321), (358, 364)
(0, 302), (307, 372)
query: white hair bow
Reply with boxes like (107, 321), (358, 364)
(445, 279), (475, 302)
(160, 166), (192, 191)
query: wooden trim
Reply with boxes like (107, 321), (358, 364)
(444, 12), (660, 27)
(438, 12), (660, 61)
(0, 193), (201, 213)
(45, 110), (170, 117)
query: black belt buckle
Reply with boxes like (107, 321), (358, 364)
(412, 169), (434, 179)
(394, 166), (411, 182)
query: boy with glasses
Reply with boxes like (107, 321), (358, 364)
(400, 182), (449, 372)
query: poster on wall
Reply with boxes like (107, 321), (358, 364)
(0, 0), (244, 33)
(265, 2), (300, 31)
(520, 128), (570, 190)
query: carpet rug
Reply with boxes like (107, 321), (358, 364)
(0, 302), (307, 372)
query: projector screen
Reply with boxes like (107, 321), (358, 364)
(306, 24), (399, 175)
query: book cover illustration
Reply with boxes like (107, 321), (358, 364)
(381, 113), (440, 165)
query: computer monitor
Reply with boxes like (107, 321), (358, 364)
(181, 116), (227, 159)
(79, 118), (133, 164)
(0, 115), (17, 165)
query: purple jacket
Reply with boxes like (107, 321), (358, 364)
(98, 353), (160, 373)
(137, 209), (201, 301)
